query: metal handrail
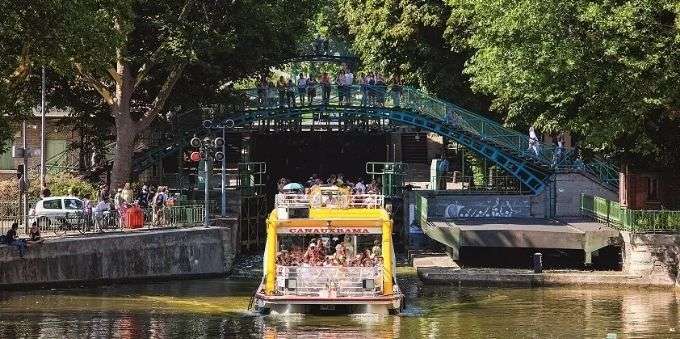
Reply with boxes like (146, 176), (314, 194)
(581, 194), (680, 233)
(275, 193), (384, 209)
(276, 265), (383, 297)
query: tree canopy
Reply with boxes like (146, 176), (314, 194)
(446, 0), (680, 167)
(1, 0), (318, 188)
(339, 0), (490, 112)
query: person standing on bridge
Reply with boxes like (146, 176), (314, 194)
(344, 69), (354, 105)
(367, 72), (376, 106)
(391, 74), (403, 108)
(276, 76), (287, 108)
(359, 73), (368, 107)
(528, 126), (541, 157)
(321, 72), (331, 105)
(307, 75), (317, 105)
(297, 73), (307, 106)
(286, 79), (296, 108)
(336, 71), (346, 105)
(257, 75), (268, 108)
(376, 73), (387, 107)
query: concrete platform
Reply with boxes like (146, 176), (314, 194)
(411, 253), (459, 270)
(422, 217), (620, 264)
(418, 267), (670, 287)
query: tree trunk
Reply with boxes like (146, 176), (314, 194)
(110, 113), (136, 191)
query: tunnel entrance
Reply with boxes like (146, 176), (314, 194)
(249, 131), (389, 192)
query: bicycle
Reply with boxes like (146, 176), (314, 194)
(95, 210), (120, 233)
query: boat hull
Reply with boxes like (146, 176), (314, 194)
(254, 291), (403, 315)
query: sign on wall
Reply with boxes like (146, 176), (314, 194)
(429, 195), (531, 218)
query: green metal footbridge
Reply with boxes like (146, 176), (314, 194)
(45, 84), (618, 195)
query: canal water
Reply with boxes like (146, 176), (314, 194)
(1, 277), (679, 338)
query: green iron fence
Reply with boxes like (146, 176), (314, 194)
(581, 194), (680, 233)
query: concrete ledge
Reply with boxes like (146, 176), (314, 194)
(0, 226), (239, 288)
(418, 267), (673, 288)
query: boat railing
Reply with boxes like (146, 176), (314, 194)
(276, 266), (383, 297)
(275, 193), (384, 209)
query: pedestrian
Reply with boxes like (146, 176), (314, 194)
(391, 74), (403, 107)
(307, 75), (317, 105)
(344, 69), (354, 105)
(376, 73), (387, 107)
(136, 185), (151, 208)
(437, 154), (450, 190)
(286, 79), (296, 107)
(367, 72), (376, 106)
(336, 71), (346, 105)
(152, 187), (167, 226)
(113, 188), (124, 209)
(98, 184), (109, 202)
(94, 198), (111, 229)
(276, 76), (287, 108)
(528, 127), (541, 157)
(257, 75), (268, 108)
(82, 195), (93, 227)
(122, 183), (134, 204)
(314, 35), (323, 54)
(321, 72), (331, 105)
(4, 222), (27, 257)
(359, 73), (367, 107)
(297, 73), (307, 106)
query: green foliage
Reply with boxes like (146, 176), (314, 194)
(339, 0), (490, 112)
(0, 170), (96, 202)
(46, 173), (99, 199)
(446, 0), (680, 167)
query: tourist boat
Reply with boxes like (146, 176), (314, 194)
(253, 186), (403, 314)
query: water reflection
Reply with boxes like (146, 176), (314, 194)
(1, 279), (680, 338)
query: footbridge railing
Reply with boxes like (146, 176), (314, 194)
(222, 84), (618, 191)
(581, 194), (680, 233)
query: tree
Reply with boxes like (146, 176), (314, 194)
(339, 0), (489, 112)
(446, 0), (680, 167)
(1, 0), (317, 190)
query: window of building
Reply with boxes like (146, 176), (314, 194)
(46, 139), (68, 165)
(0, 149), (14, 170)
(649, 177), (659, 201)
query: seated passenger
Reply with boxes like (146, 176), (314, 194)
(371, 240), (381, 258)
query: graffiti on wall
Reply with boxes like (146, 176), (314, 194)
(431, 196), (531, 218)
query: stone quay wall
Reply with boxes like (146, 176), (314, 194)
(621, 231), (680, 287)
(0, 226), (239, 288)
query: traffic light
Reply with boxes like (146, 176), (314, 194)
(214, 151), (225, 162)
(189, 152), (201, 162)
(190, 137), (201, 148)
(214, 137), (225, 148)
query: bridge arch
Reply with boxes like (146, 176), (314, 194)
(204, 84), (617, 194)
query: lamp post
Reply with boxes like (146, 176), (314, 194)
(40, 66), (46, 189)
(190, 126), (226, 228)
(22, 121), (28, 231)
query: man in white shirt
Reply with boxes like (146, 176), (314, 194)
(94, 199), (111, 228)
(297, 73), (307, 106)
(336, 72), (346, 104)
(344, 71), (354, 105)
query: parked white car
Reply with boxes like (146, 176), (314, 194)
(29, 196), (85, 227)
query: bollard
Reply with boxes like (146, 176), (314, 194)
(533, 252), (543, 273)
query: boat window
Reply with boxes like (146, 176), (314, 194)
(277, 234), (382, 268)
